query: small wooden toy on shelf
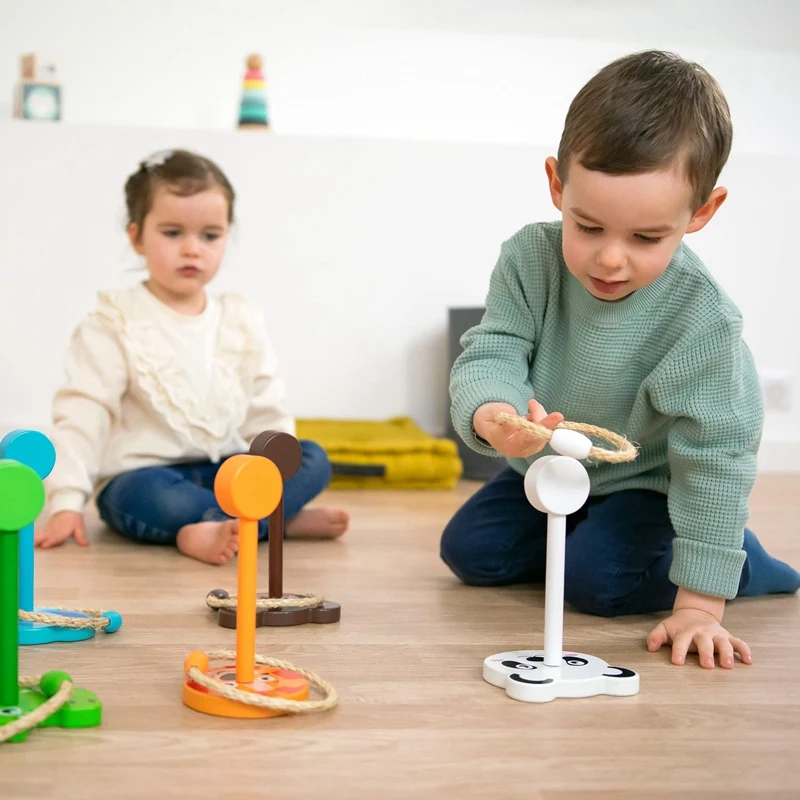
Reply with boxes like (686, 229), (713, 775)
(183, 449), (337, 719)
(482, 415), (640, 703)
(237, 54), (269, 130)
(0, 430), (122, 645)
(13, 53), (61, 121)
(206, 431), (341, 627)
(0, 459), (102, 744)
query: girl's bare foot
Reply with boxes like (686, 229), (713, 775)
(286, 508), (349, 539)
(176, 520), (239, 565)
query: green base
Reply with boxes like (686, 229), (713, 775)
(0, 685), (102, 743)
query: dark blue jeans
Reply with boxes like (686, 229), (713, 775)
(96, 440), (332, 545)
(440, 467), (800, 617)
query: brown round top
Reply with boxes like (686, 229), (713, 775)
(249, 431), (303, 481)
(246, 54), (263, 71)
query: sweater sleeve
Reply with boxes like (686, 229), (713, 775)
(449, 239), (539, 457)
(238, 311), (296, 445)
(47, 313), (129, 514)
(649, 317), (763, 598)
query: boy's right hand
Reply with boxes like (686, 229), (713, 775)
(473, 400), (564, 459)
(35, 511), (89, 549)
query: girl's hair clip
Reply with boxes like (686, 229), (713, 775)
(140, 150), (174, 171)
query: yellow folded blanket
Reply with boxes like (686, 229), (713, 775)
(295, 417), (463, 490)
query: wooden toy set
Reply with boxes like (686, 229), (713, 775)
(184, 434), (338, 719)
(0, 454), (102, 743)
(0, 416), (640, 741)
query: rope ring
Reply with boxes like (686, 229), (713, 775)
(188, 650), (338, 714)
(494, 413), (638, 463)
(206, 591), (325, 611)
(0, 677), (73, 744)
(18, 607), (121, 632)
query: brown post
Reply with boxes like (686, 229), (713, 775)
(268, 494), (284, 599)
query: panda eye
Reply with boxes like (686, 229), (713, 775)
(563, 657), (588, 667)
(502, 660), (535, 670)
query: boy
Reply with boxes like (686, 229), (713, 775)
(444, 50), (799, 669)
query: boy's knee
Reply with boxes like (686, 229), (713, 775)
(440, 520), (508, 587)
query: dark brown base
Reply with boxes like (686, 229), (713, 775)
(207, 590), (341, 628)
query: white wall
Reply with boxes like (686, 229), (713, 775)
(1, 1), (799, 151)
(0, 1), (798, 470)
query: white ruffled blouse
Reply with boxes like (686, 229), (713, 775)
(46, 283), (295, 514)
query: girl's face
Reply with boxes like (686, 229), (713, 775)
(128, 185), (230, 311)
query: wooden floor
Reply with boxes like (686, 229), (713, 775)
(2, 475), (799, 800)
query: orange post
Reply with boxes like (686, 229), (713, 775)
(214, 455), (283, 685)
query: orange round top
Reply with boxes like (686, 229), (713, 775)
(214, 454), (282, 520)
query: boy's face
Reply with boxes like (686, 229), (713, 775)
(545, 157), (726, 302)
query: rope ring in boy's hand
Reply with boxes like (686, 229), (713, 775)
(494, 413), (638, 463)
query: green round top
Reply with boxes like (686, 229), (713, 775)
(0, 460), (45, 532)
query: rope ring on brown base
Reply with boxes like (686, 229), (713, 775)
(205, 591), (324, 611)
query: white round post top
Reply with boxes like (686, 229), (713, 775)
(524, 455), (590, 515)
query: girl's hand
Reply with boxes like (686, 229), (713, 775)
(473, 399), (564, 459)
(35, 511), (89, 549)
(647, 608), (753, 669)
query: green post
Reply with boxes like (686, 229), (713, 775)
(0, 531), (19, 708)
(0, 460), (45, 711)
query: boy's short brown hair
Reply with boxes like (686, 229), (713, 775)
(557, 50), (732, 211)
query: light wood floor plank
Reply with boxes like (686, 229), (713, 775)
(1, 475), (798, 799)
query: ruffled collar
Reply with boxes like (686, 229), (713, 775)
(95, 284), (262, 460)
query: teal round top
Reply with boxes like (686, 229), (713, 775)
(0, 430), (56, 480)
(0, 460), (45, 532)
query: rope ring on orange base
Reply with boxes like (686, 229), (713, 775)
(187, 650), (338, 714)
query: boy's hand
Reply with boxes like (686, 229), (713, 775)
(35, 511), (89, 549)
(647, 590), (753, 669)
(473, 399), (564, 459)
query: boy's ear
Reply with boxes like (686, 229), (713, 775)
(686, 186), (727, 234)
(127, 223), (145, 254)
(545, 157), (564, 211)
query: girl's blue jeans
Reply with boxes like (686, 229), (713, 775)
(96, 440), (332, 544)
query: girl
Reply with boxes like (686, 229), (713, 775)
(37, 149), (349, 564)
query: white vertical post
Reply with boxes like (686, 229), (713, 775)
(543, 513), (566, 667)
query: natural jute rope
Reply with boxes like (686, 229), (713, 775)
(187, 650), (338, 713)
(495, 413), (638, 463)
(205, 592), (324, 611)
(0, 676), (72, 744)
(18, 607), (111, 630)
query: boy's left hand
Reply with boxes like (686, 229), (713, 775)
(646, 608), (753, 669)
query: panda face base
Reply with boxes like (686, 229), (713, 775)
(483, 650), (639, 703)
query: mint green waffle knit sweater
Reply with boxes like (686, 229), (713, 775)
(450, 221), (763, 599)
